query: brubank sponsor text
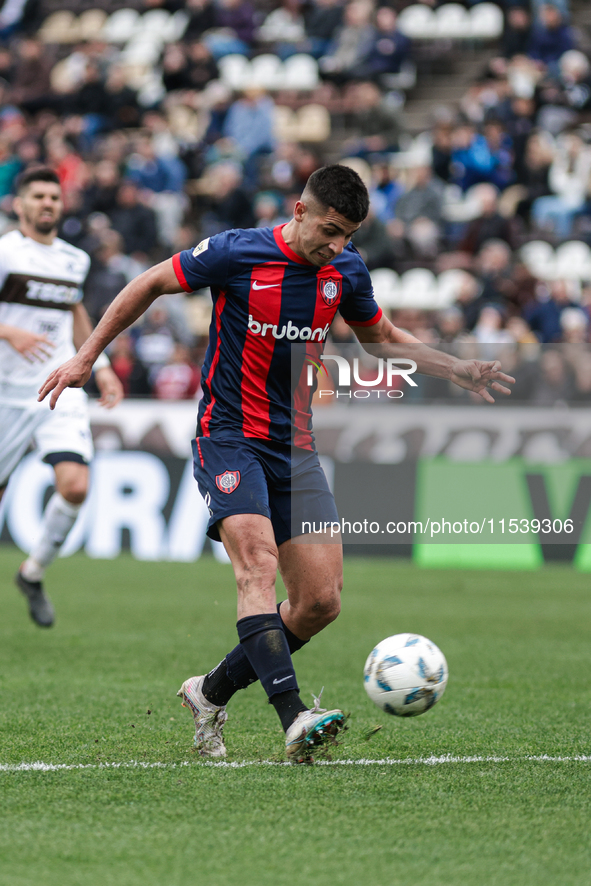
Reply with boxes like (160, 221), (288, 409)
(248, 315), (330, 341)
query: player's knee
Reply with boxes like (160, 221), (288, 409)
(322, 594), (342, 624)
(60, 478), (88, 505)
(308, 586), (342, 628)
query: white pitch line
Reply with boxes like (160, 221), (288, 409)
(1, 754), (591, 773)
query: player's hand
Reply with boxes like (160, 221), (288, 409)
(6, 328), (54, 362)
(38, 354), (94, 409)
(94, 365), (124, 409)
(450, 360), (515, 403)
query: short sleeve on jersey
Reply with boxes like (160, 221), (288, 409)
(338, 260), (382, 327)
(173, 231), (232, 294)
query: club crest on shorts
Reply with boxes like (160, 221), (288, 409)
(215, 470), (241, 494)
(319, 277), (341, 306)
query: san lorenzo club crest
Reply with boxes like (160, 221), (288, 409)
(216, 470), (241, 494)
(319, 277), (340, 306)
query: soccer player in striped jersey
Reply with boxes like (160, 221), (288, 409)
(39, 165), (513, 761)
(0, 166), (123, 627)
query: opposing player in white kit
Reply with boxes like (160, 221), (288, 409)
(0, 166), (123, 626)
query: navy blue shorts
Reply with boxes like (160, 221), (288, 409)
(192, 437), (339, 545)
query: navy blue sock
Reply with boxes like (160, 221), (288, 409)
(237, 613), (299, 699)
(202, 656), (253, 707)
(271, 690), (308, 732)
(203, 604), (309, 707)
(277, 602), (309, 653)
(225, 644), (257, 688)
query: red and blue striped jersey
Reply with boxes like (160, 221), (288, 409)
(173, 224), (382, 449)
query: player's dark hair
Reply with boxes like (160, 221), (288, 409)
(15, 166), (61, 194)
(304, 165), (369, 224)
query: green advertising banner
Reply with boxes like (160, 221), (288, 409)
(413, 458), (591, 570)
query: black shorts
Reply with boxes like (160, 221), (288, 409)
(192, 436), (339, 545)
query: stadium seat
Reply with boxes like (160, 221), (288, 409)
(275, 104), (330, 141)
(392, 143), (432, 169)
(185, 294), (213, 336)
(519, 240), (556, 280)
(282, 54), (319, 90)
(218, 54), (250, 91)
(397, 5), (436, 39)
(400, 268), (439, 309)
(553, 241), (591, 281)
(406, 131), (433, 157)
(140, 9), (171, 36)
(137, 72), (166, 108)
(435, 4), (471, 39)
(274, 106), (298, 141)
(50, 57), (80, 93)
(437, 269), (469, 308)
(295, 104), (331, 141)
(370, 268), (400, 308)
(120, 63), (153, 91)
(122, 37), (162, 66)
(469, 3), (504, 40)
(380, 60), (417, 92)
(442, 184), (482, 222)
(249, 54), (284, 89)
(168, 104), (202, 140)
(77, 9), (107, 41)
(164, 10), (189, 42)
(38, 11), (78, 43)
(101, 8), (140, 43)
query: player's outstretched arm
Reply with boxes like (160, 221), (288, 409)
(354, 314), (515, 403)
(38, 258), (184, 409)
(71, 303), (124, 409)
(447, 359), (515, 403)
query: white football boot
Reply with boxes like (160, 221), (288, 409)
(285, 690), (346, 764)
(177, 675), (228, 757)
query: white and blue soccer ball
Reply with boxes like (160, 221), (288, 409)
(363, 633), (448, 717)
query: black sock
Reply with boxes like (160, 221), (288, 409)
(226, 642), (257, 689)
(277, 601), (310, 653)
(202, 659), (242, 707)
(270, 690), (308, 732)
(202, 604), (309, 707)
(237, 613), (299, 699)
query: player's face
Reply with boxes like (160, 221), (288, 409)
(16, 181), (63, 235)
(294, 201), (361, 267)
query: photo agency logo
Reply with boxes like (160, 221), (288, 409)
(306, 355), (418, 400)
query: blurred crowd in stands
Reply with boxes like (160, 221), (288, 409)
(0, 0), (591, 402)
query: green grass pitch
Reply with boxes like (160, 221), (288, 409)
(1, 547), (590, 886)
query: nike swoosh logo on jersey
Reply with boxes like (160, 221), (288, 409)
(252, 281), (278, 290)
(272, 675), (294, 685)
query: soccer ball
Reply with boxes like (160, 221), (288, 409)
(363, 633), (448, 717)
